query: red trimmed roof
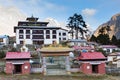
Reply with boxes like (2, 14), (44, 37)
(78, 52), (106, 60)
(100, 45), (118, 48)
(73, 46), (94, 50)
(5, 52), (31, 59)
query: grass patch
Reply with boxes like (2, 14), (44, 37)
(0, 73), (116, 80)
(107, 73), (120, 76)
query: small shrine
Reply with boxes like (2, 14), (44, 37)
(5, 40), (31, 74)
(5, 52), (31, 74)
(78, 52), (106, 74)
(40, 42), (74, 75)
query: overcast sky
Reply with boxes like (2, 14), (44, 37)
(0, 0), (120, 36)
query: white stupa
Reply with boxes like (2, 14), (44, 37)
(69, 52), (74, 58)
(20, 40), (28, 52)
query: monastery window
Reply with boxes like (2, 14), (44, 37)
(52, 35), (56, 39)
(26, 30), (30, 34)
(46, 35), (50, 39)
(32, 35), (44, 39)
(20, 41), (23, 44)
(107, 49), (110, 52)
(63, 38), (66, 40)
(63, 33), (66, 36)
(19, 30), (23, 33)
(52, 30), (56, 34)
(32, 30), (44, 34)
(19, 35), (24, 39)
(46, 30), (50, 34)
(59, 33), (61, 36)
(59, 38), (61, 40)
(26, 35), (30, 39)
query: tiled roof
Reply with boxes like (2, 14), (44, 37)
(109, 52), (120, 56)
(5, 52), (31, 59)
(78, 52), (106, 60)
(40, 46), (74, 52)
(73, 46), (94, 50)
(68, 39), (87, 42)
(100, 45), (118, 48)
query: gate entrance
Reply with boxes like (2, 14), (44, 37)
(46, 56), (66, 75)
(15, 64), (22, 74)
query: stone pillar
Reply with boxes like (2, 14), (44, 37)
(66, 56), (71, 74)
(43, 57), (47, 75)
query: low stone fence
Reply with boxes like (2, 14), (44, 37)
(31, 68), (43, 73)
(0, 66), (5, 72)
(106, 67), (120, 74)
(70, 68), (80, 72)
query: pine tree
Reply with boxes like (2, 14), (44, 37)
(111, 35), (118, 45)
(90, 35), (97, 42)
(67, 13), (87, 39)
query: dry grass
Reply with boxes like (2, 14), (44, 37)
(0, 73), (119, 80)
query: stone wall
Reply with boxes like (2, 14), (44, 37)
(106, 67), (120, 74)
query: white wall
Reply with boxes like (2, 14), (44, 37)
(107, 56), (113, 61)
(16, 29), (20, 44)
(0, 37), (9, 45)
(16, 28), (68, 45)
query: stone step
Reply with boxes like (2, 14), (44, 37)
(46, 69), (67, 75)
(46, 63), (65, 69)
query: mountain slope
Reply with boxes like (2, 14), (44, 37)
(94, 13), (120, 39)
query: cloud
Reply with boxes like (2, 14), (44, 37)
(44, 2), (66, 11)
(0, 6), (26, 36)
(81, 8), (99, 31)
(0, 0), (66, 17)
(82, 8), (97, 17)
(0, 0), (67, 36)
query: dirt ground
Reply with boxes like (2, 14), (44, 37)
(0, 74), (119, 80)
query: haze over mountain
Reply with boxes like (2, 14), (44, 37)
(94, 13), (120, 39)
(0, 6), (26, 36)
(0, 6), (66, 36)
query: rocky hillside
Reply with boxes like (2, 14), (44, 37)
(94, 13), (120, 39)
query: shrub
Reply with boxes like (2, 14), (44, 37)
(9, 48), (17, 52)
(96, 48), (107, 56)
(0, 51), (5, 59)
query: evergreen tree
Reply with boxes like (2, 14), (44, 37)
(89, 35), (97, 42)
(117, 39), (120, 47)
(111, 35), (117, 45)
(97, 34), (110, 45)
(67, 13), (87, 39)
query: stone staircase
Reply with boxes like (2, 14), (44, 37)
(46, 63), (67, 75)
(46, 63), (65, 69)
(46, 69), (67, 75)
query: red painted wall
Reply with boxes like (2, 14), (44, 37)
(98, 63), (106, 74)
(22, 62), (30, 74)
(6, 63), (14, 74)
(6, 61), (30, 74)
(81, 63), (92, 74)
(80, 62), (106, 74)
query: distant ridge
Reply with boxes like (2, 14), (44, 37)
(94, 13), (120, 39)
